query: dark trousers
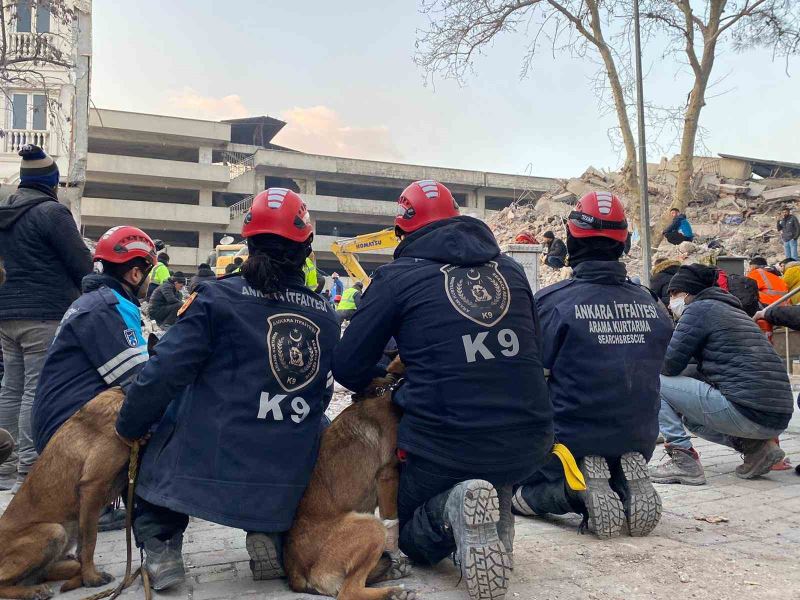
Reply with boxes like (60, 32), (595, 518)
(545, 256), (565, 270)
(398, 454), (537, 566)
(0, 428), (13, 465)
(664, 231), (690, 245)
(133, 495), (189, 546)
(336, 309), (356, 324)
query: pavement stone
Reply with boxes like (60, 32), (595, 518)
(1, 423), (799, 599)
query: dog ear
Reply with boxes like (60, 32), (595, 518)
(386, 356), (405, 376)
(147, 332), (162, 357)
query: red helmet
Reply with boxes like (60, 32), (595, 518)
(395, 180), (460, 233)
(94, 226), (157, 267)
(568, 191), (628, 243)
(242, 188), (313, 243)
(515, 232), (538, 244)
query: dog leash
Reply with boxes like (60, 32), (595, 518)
(82, 441), (152, 600)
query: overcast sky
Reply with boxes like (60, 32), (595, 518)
(92, 1), (800, 178)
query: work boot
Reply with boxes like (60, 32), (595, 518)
(246, 532), (285, 580)
(444, 480), (511, 600)
(495, 485), (514, 568)
(98, 505), (127, 532)
(579, 456), (624, 539)
(648, 446), (706, 486)
(731, 438), (785, 479)
(10, 474), (26, 495)
(0, 471), (16, 492)
(143, 534), (186, 591)
(615, 453), (662, 537)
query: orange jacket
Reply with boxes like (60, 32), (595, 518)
(748, 268), (788, 306)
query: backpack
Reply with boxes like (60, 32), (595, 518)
(725, 273), (760, 316)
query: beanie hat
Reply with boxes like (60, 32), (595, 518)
(19, 144), (59, 189)
(542, 231), (555, 240)
(749, 256), (767, 267)
(667, 264), (718, 296)
(566, 231), (624, 267)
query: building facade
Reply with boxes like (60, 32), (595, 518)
(82, 108), (557, 274)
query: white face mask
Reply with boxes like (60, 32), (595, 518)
(669, 295), (688, 319)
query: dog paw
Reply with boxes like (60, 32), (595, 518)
(385, 554), (413, 580)
(83, 570), (114, 587)
(30, 585), (54, 600)
(388, 588), (416, 600)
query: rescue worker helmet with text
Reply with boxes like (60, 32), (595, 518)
(242, 188), (313, 243)
(568, 191), (628, 243)
(93, 226), (157, 267)
(395, 180), (460, 233)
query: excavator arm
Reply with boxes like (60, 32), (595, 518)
(330, 228), (400, 287)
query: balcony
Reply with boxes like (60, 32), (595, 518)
(7, 32), (60, 61)
(81, 197), (231, 231)
(1, 129), (50, 154)
(87, 153), (230, 188)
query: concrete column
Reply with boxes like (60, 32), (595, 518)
(198, 230), (214, 257)
(476, 189), (487, 210)
(199, 189), (213, 206)
(305, 178), (317, 195)
(465, 190), (478, 208)
(199, 147), (213, 164)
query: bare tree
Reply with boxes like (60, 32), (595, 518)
(1, 0), (76, 154)
(416, 0), (643, 222)
(642, 0), (800, 217)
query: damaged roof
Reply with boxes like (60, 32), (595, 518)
(718, 153), (800, 179)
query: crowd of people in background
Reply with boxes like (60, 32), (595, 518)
(0, 144), (797, 600)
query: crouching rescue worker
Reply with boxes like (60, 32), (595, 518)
(649, 265), (794, 484)
(333, 180), (554, 600)
(116, 188), (339, 591)
(32, 226), (157, 530)
(511, 192), (673, 539)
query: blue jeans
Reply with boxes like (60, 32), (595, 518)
(784, 239), (798, 261)
(658, 375), (784, 450)
(0, 320), (59, 478)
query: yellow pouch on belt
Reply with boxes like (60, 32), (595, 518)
(551, 443), (586, 491)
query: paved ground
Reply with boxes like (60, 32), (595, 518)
(2, 403), (799, 600)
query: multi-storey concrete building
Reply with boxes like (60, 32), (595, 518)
(82, 108), (557, 274)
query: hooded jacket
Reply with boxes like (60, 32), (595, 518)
(662, 287), (794, 429)
(117, 273), (340, 532)
(535, 261), (673, 460)
(650, 260), (681, 308)
(0, 186), (92, 320)
(189, 265), (216, 293)
(333, 216), (554, 472)
(33, 273), (147, 452)
(664, 214), (694, 240)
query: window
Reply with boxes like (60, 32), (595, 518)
(16, 0), (32, 33)
(36, 1), (51, 33)
(12, 94), (28, 129)
(32, 94), (46, 130)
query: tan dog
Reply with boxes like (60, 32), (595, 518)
(285, 358), (414, 600)
(0, 387), (130, 599)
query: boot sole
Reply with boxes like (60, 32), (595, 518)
(581, 456), (624, 539)
(458, 480), (511, 600)
(735, 447), (786, 480)
(246, 533), (285, 580)
(620, 452), (662, 537)
(145, 565), (185, 591)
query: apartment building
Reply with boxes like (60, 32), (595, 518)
(82, 108), (558, 274)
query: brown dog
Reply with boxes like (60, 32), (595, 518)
(0, 387), (130, 600)
(284, 358), (414, 600)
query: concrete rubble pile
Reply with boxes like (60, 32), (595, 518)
(489, 162), (800, 283)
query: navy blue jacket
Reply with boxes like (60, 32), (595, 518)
(33, 274), (147, 452)
(0, 185), (92, 321)
(535, 261), (673, 460)
(662, 287), (794, 429)
(333, 216), (554, 472)
(117, 273), (340, 532)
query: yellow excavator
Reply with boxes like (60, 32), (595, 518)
(330, 228), (400, 287)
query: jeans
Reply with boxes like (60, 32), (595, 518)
(397, 454), (536, 565)
(0, 428), (13, 465)
(665, 231), (689, 246)
(658, 375), (784, 450)
(133, 495), (190, 546)
(0, 320), (59, 478)
(544, 256), (564, 270)
(784, 239), (798, 261)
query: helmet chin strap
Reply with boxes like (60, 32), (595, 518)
(127, 265), (154, 297)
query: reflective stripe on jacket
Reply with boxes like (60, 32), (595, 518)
(747, 268), (788, 306)
(337, 287), (359, 311)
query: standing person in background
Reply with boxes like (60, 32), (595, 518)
(189, 263), (216, 292)
(335, 281), (363, 323)
(0, 145), (93, 493)
(662, 208), (695, 245)
(149, 273), (186, 329)
(303, 252), (325, 293)
(148, 253), (171, 299)
(777, 206), (800, 261)
(747, 257), (788, 306)
(542, 231), (567, 270)
(330, 272), (344, 299)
